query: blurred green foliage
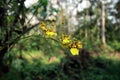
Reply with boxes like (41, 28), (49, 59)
(1, 0), (120, 80)
(1, 51), (120, 80)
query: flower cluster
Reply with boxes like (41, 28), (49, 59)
(40, 22), (83, 56)
(61, 35), (82, 55)
(40, 22), (57, 37)
(61, 34), (71, 47)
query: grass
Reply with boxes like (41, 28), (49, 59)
(21, 50), (64, 64)
(1, 50), (120, 80)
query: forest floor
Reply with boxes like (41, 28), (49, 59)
(92, 52), (120, 61)
(1, 51), (120, 80)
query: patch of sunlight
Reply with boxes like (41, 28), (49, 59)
(42, 56), (61, 64)
(21, 50), (45, 63)
(92, 53), (120, 62)
(20, 50), (64, 64)
(102, 53), (120, 61)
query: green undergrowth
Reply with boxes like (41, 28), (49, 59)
(1, 51), (120, 80)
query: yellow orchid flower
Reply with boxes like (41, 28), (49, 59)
(45, 29), (57, 37)
(76, 41), (83, 48)
(70, 48), (79, 56)
(40, 22), (46, 26)
(40, 22), (47, 31)
(62, 38), (70, 44)
(61, 34), (70, 44)
(69, 40), (82, 55)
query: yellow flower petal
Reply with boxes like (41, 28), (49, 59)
(70, 42), (77, 48)
(62, 43), (70, 48)
(40, 22), (47, 31)
(40, 26), (47, 31)
(70, 48), (79, 56)
(61, 34), (70, 44)
(77, 41), (83, 48)
(70, 41), (83, 49)
(78, 44), (82, 48)
(40, 22), (46, 26)
(45, 30), (57, 37)
(62, 39), (70, 44)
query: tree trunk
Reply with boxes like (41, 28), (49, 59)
(101, 1), (106, 46)
(0, 48), (9, 76)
